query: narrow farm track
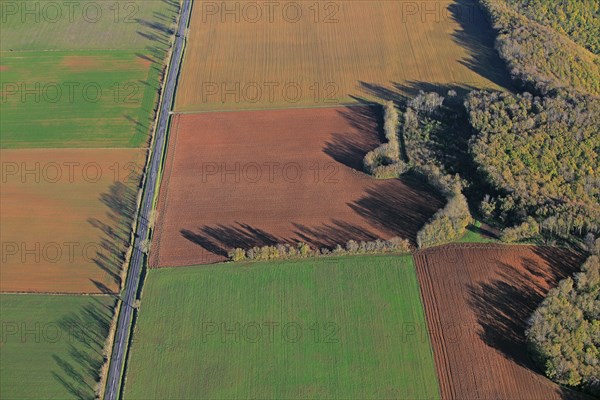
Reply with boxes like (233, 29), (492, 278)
(414, 244), (593, 400)
(103, 1), (192, 399)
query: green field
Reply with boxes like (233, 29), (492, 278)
(0, 0), (178, 51)
(124, 255), (440, 399)
(0, 294), (115, 399)
(1, 50), (162, 148)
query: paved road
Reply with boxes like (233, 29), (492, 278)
(104, 1), (191, 399)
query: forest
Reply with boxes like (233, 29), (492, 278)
(480, 0), (600, 96)
(466, 90), (600, 237)
(526, 238), (600, 396)
(504, 0), (599, 54)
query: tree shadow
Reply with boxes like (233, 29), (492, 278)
(323, 105), (383, 170)
(448, 0), (514, 91)
(467, 247), (585, 374)
(465, 222), (500, 239)
(134, 0), (180, 63)
(181, 223), (282, 257)
(52, 298), (116, 399)
(292, 220), (380, 249)
(88, 180), (141, 292)
(349, 175), (445, 243)
(127, 0), (180, 146)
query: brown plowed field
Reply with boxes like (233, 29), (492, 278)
(176, 0), (511, 111)
(151, 106), (444, 267)
(414, 243), (591, 400)
(1, 149), (145, 293)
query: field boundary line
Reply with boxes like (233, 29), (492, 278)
(172, 102), (379, 115)
(0, 148), (151, 151)
(413, 252), (456, 399)
(0, 48), (149, 53)
(148, 114), (181, 269)
(0, 291), (115, 296)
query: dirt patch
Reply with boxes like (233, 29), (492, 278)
(61, 55), (102, 71)
(0, 148), (145, 293)
(135, 57), (153, 69)
(0, 65), (8, 71)
(414, 243), (592, 400)
(151, 106), (444, 267)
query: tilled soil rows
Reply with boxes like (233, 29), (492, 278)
(151, 106), (444, 267)
(414, 243), (591, 400)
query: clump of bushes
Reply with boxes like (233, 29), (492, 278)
(363, 101), (407, 179)
(407, 91), (444, 115)
(227, 237), (412, 262)
(501, 216), (540, 243)
(417, 191), (472, 248)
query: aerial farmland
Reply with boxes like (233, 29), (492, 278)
(1, 0), (598, 399)
(175, 0), (510, 111)
(1, 0), (179, 398)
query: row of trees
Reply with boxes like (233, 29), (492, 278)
(479, 0), (600, 96)
(362, 92), (473, 248)
(363, 101), (408, 178)
(228, 237), (412, 262)
(504, 0), (600, 54)
(401, 92), (473, 248)
(526, 237), (600, 395)
(466, 90), (600, 237)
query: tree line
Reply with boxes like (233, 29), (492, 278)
(363, 92), (473, 248)
(479, 0), (600, 96)
(504, 0), (600, 55)
(363, 100), (408, 178)
(228, 237), (412, 262)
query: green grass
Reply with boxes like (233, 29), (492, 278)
(0, 0), (179, 51)
(1, 50), (163, 148)
(457, 220), (500, 244)
(124, 255), (440, 400)
(0, 294), (115, 399)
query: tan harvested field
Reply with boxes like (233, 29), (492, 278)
(414, 244), (592, 400)
(151, 106), (444, 267)
(0, 149), (145, 293)
(176, 0), (511, 111)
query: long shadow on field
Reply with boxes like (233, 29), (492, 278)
(324, 105), (384, 171)
(134, 0), (179, 65)
(52, 298), (116, 399)
(292, 220), (380, 249)
(466, 247), (586, 399)
(359, 80), (479, 106)
(349, 175), (445, 244)
(448, 0), (514, 90)
(181, 223), (281, 257)
(88, 181), (141, 293)
(127, 0), (179, 146)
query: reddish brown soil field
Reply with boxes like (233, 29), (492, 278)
(1, 149), (144, 293)
(414, 243), (591, 400)
(151, 106), (444, 267)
